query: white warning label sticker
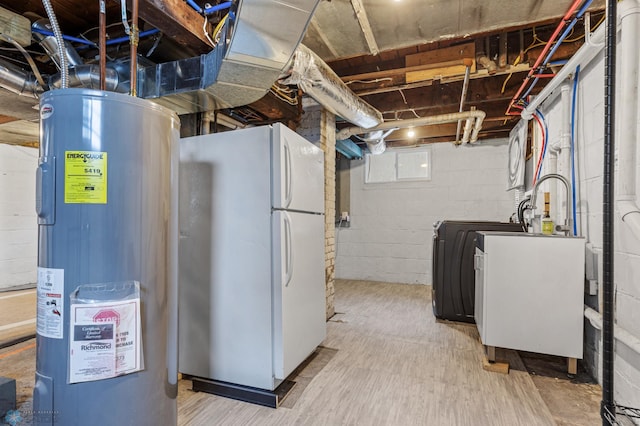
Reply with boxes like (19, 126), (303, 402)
(36, 267), (64, 339)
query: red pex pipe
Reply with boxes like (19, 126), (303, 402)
(506, 0), (586, 115)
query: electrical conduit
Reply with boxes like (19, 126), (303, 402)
(41, 0), (68, 89)
(601, 0), (617, 421)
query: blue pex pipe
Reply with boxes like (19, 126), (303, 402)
(32, 27), (95, 46)
(32, 28), (160, 47)
(520, 0), (594, 102)
(186, 0), (203, 13)
(204, 1), (232, 15)
(106, 29), (160, 45)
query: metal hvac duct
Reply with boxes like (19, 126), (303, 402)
(281, 44), (383, 129)
(32, 19), (84, 70)
(0, 59), (43, 98)
(139, 0), (322, 114)
(0, 0), (383, 130)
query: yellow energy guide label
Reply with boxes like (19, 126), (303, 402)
(65, 151), (108, 204)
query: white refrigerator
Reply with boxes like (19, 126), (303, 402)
(178, 123), (326, 392)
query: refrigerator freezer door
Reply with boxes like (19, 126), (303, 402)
(272, 210), (326, 381)
(272, 123), (324, 214)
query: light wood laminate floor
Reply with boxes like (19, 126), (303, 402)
(178, 280), (593, 425)
(2, 280), (599, 425)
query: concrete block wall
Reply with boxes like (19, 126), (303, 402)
(538, 42), (640, 408)
(0, 144), (38, 290)
(297, 102), (336, 319)
(336, 141), (514, 285)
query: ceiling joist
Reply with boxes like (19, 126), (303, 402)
(133, 0), (213, 53)
(349, 0), (379, 56)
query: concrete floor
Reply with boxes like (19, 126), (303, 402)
(0, 280), (601, 425)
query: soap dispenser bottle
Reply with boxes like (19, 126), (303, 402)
(541, 192), (554, 235)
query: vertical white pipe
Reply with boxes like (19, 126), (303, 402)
(616, 0), (640, 238)
(556, 84), (573, 227)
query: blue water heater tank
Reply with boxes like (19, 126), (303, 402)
(34, 89), (179, 425)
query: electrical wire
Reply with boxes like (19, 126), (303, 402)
(535, 109), (549, 181)
(145, 32), (162, 57)
(203, 15), (215, 46)
(270, 83), (298, 105)
(0, 46), (46, 55)
(120, 0), (131, 35)
(41, 0), (68, 89)
(571, 65), (580, 236)
(212, 13), (229, 45)
(531, 110), (547, 186)
(399, 89), (408, 105)
(517, 196), (532, 232)
(345, 77), (393, 85)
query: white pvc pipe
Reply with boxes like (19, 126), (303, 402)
(460, 117), (474, 144)
(585, 306), (640, 356)
(555, 84), (572, 226)
(335, 110), (486, 141)
(521, 24), (605, 120)
(616, 0), (640, 240)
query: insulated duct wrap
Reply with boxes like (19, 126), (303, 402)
(282, 44), (383, 129)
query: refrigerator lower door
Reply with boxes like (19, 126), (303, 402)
(272, 210), (326, 382)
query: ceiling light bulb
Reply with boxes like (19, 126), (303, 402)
(407, 130), (415, 138)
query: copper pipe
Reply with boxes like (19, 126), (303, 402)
(130, 0), (139, 96)
(99, 0), (106, 91)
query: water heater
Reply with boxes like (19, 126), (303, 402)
(34, 89), (179, 425)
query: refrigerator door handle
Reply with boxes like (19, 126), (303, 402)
(284, 142), (293, 208)
(284, 212), (294, 287)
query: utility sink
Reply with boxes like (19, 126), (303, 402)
(473, 231), (586, 370)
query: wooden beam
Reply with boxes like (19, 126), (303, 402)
(342, 58), (474, 82)
(0, 140), (39, 148)
(405, 43), (476, 83)
(135, 0), (212, 53)
(0, 115), (19, 125)
(247, 91), (300, 122)
(362, 73), (531, 114)
(350, 0), (379, 56)
(351, 63), (531, 96)
(0, 6), (32, 47)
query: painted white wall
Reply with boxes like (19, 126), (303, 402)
(537, 36), (640, 407)
(0, 144), (38, 290)
(336, 141), (514, 284)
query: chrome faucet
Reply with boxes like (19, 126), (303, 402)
(530, 173), (572, 236)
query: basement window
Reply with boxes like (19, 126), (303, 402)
(365, 147), (431, 184)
